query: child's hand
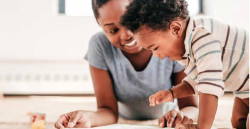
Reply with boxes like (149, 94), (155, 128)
(158, 110), (194, 128)
(149, 90), (174, 106)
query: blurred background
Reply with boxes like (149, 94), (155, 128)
(0, 0), (248, 95)
(0, 0), (249, 128)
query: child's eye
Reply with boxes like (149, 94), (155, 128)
(153, 47), (159, 51)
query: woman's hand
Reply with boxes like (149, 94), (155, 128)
(55, 110), (91, 129)
(158, 110), (194, 128)
(175, 123), (198, 129)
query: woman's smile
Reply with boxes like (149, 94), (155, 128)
(122, 40), (140, 51)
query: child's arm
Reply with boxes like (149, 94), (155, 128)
(198, 93), (218, 129)
(149, 84), (218, 129)
(172, 70), (199, 123)
(149, 81), (195, 106)
(188, 28), (224, 129)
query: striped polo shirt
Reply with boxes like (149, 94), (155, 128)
(179, 17), (249, 98)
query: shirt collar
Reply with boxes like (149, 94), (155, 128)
(182, 17), (195, 59)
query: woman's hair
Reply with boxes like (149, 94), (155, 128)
(92, 0), (112, 20)
(120, 0), (189, 33)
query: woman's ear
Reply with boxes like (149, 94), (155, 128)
(170, 21), (184, 37)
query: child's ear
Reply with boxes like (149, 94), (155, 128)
(170, 21), (183, 37)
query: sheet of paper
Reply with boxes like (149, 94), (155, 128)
(65, 124), (173, 129)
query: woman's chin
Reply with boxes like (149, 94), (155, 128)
(123, 46), (143, 55)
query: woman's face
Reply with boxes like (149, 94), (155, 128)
(97, 0), (142, 54)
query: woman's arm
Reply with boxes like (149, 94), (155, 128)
(88, 65), (119, 127)
(55, 65), (118, 128)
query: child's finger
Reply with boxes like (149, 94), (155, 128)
(149, 95), (154, 106)
(151, 95), (156, 106)
(149, 95), (156, 106)
(150, 90), (169, 106)
(153, 91), (163, 104)
(156, 98), (162, 105)
(156, 96), (168, 104)
(155, 91), (168, 104)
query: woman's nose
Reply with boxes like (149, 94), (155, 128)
(121, 29), (133, 41)
(153, 52), (159, 58)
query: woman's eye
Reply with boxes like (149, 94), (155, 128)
(108, 28), (119, 34)
(108, 30), (114, 33)
(153, 47), (159, 51)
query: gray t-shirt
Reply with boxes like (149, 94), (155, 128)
(85, 32), (185, 120)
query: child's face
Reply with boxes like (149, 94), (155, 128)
(134, 25), (185, 61)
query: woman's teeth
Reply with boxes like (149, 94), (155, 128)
(125, 40), (136, 46)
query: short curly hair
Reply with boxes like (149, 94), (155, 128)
(120, 0), (189, 33)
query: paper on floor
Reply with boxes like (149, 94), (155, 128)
(65, 124), (173, 129)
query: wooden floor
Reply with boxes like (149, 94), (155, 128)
(0, 93), (235, 128)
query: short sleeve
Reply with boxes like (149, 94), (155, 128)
(191, 29), (224, 97)
(172, 61), (185, 73)
(84, 32), (108, 71)
(183, 76), (198, 94)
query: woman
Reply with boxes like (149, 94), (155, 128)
(55, 0), (198, 128)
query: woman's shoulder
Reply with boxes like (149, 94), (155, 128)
(87, 31), (118, 56)
(86, 31), (118, 61)
(85, 32), (115, 70)
(91, 31), (107, 40)
(89, 31), (112, 48)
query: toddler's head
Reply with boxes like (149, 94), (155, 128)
(121, 0), (189, 60)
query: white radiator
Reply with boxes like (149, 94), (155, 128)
(0, 60), (94, 95)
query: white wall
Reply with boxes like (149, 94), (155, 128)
(0, 0), (101, 94)
(203, 0), (249, 29)
(0, 0), (101, 60)
(0, 0), (248, 61)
